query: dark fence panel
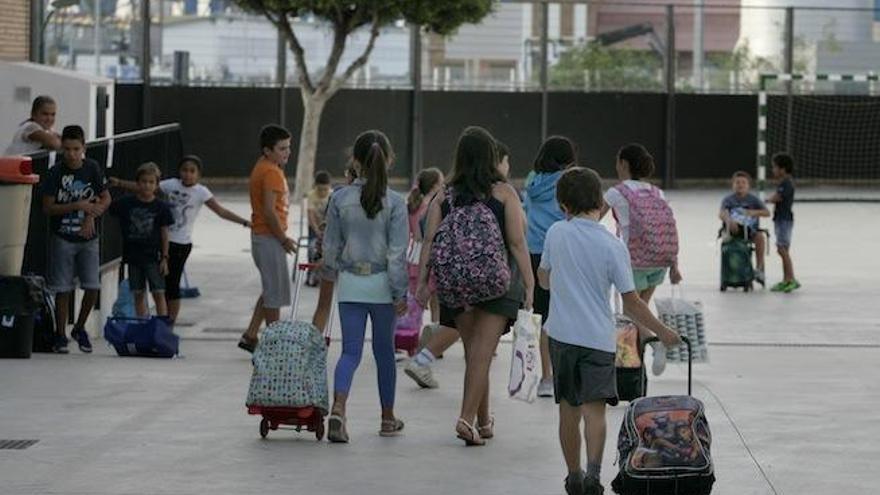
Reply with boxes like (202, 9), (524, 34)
(422, 91), (542, 178)
(548, 92), (667, 179)
(675, 94), (757, 180)
(116, 85), (766, 181)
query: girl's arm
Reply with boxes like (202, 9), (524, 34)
(387, 197), (410, 307)
(205, 197), (250, 227)
(159, 226), (170, 276)
(415, 191), (444, 306)
(27, 128), (61, 150)
(497, 183), (534, 310)
(109, 177), (139, 192)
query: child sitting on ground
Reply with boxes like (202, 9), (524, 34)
(538, 167), (680, 495)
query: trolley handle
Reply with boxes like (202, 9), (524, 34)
(288, 261), (334, 347)
(644, 335), (692, 396)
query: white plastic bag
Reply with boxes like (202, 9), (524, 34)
(508, 309), (542, 403)
(654, 286), (709, 363)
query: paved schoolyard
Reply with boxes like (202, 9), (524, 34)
(1, 189), (878, 495)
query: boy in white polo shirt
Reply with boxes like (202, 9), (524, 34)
(538, 167), (681, 495)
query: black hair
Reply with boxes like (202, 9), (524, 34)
(772, 152), (795, 175)
(178, 154), (203, 171)
(352, 130), (393, 219)
(448, 126), (502, 206)
(618, 143), (655, 180)
(31, 95), (56, 117)
(314, 170), (331, 185)
(496, 140), (510, 162)
(407, 167), (443, 213)
(533, 135), (577, 173)
(61, 125), (85, 145)
(259, 124), (292, 153)
(556, 167), (604, 215)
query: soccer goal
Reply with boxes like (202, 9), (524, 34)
(757, 73), (880, 202)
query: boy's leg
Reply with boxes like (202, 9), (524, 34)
(152, 292), (168, 317)
(145, 263), (167, 316)
(753, 231), (767, 272)
(74, 290), (99, 329)
(133, 291), (148, 317)
(559, 400), (584, 473)
(582, 401), (608, 482)
(54, 292), (70, 337)
(244, 296), (265, 341)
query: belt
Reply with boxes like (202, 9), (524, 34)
(340, 261), (387, 276)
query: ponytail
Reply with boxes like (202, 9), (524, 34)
(360, 142), (388, 219)
(407, 167), (443, 214)
(407, 186), (424, 214)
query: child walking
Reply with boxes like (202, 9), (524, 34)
(110, 155), (251, 322)
(538, 167), (680, 495)
(601, 143), (682, 375)
(109, 162), (174, 317)
(767, 153), (799, 292)
(525, 136), (577, 397)
(322, 130), (409, 443)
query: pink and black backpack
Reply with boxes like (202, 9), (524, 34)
(429, 189), (511, 309)
(615, 184), (679, 269)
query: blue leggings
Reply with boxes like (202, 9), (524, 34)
(334, 302), (397, 409)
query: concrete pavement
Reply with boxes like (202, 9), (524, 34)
(1, 189), (878, 495)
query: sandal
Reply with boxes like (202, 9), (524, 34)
(477, 415), (495, 440)
(327, 414), (349, 443)
(456, 418), (485, 446)
(379, 418), (405, 437)
(237, 335), (258, 354)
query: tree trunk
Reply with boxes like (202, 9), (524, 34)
(293, 91), (327, 201)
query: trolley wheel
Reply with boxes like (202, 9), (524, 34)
(745, 283), (753, 292)
(259, 418), (270, 439)
(720, 285), (727, 292)
(316, 419), (325, 441)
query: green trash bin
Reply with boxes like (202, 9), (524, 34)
(0, 276), (42, 358)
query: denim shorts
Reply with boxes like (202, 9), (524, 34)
(129, 262), (165, 293)
(48, 235), (101, 293)
(775, 220), (794, 248)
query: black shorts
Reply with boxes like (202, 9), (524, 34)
(439, 297), (520, 333)
(549, 337), (617, 406)
(530, 253), (550, 325)
(164, 242), (193, 301)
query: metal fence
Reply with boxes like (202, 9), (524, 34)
(35, 1), (880, 94)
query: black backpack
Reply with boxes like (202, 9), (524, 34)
(24, 276), (55, 353)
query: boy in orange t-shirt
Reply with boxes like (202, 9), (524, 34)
(239, 124), (295, 353)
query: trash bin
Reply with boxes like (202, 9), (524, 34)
(0, 156), (40, 276)
(0, 276), (42, 358)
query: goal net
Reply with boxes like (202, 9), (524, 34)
(758, 74), (880, 202)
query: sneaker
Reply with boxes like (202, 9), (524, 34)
(783, 279), (801, 293)
(52, 335), (70, 354)
(537, 378), (554, 398)
(649, 341), (667, 376)
(584, 476), (605, 495)
(71, 326), (92, 353)
(754, 269), (766, 288)
(564, 471), (586, 495)
(404, 359), (438, 389)
(770, 281), (788, 292)
(327, 414), (349, 443)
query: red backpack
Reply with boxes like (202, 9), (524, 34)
(615, 184), (679, 269)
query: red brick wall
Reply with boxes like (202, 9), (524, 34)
(0, 0), (30, 61)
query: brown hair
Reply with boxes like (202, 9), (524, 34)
(136, 162), (162, 181)
(556, 167), (604, 215)
(407, 168), (443, 213)
(618, 143), (655, 180)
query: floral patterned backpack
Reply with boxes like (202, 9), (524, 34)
(429, 188), (511, 308)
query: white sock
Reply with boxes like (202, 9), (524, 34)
(414, 349), (435, 366)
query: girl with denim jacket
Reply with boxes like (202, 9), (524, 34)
(321, 130), (409, 443)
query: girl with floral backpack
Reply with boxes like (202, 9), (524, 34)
(601, 143), (683, 376)
(416, 126), (534, 446)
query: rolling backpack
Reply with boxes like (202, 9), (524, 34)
(612, 336), (715, 495)
(615, 184), (679, 269)
(429, 189), (511, 309)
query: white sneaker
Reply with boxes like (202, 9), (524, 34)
(537, 378), (554, 398)
(404, 359), (438, 389)
(650, 341), (667, 376)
